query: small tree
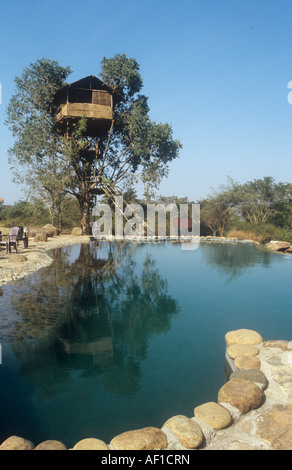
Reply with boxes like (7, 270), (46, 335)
(200, 179), (239, 237)
(236, 177), (289, 225)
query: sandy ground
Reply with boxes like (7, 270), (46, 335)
(0, 234), (91, 287)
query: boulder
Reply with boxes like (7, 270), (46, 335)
(163, 415), (203, 449)
(34, 440), (67, 450)
(110, 427), (168, 451)
(230, 369), (268, 389)
(218, 378), (263, 414)
(0, 435), (34, 450)
(226, 344), (259, 359)
(225, 329), (263, 346)
(34, 232), (48, 242)
(265, 241), (291, 252)
(8, 254), (27, 263)
(234, 355), (261, 370)
(73, 438), (109, 450)
(194, 402), (232, 430)
(42, 224), (59, 237)
(71, 227), (83, 236)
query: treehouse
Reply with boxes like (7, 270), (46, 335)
(52, 75), (123, 137)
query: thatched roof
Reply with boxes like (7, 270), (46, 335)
(53, 75), (124, 105)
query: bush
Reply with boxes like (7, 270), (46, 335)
(0, 200), (50, 227)
(227, 221), (292, 244)
(227, 229), (266, 243)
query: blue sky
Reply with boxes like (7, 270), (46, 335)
(1, 0), (292, 204)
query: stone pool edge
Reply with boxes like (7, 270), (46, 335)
(1, 328), (292, 451)
(1, 234), (290, 288)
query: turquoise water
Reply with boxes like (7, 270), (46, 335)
(0, 240), (291, 447)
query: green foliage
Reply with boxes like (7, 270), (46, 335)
(230, 220), (292, 244)
(0, 200), (50, 227)
(5, 58), (74, 230)
(6, 54), (181, 233)
(201, 176), (292, 241)
(6, 58), (71, 160)
(233, 176), (289, 225)
(59, 196), (81, 231)
(101, 54), (143, 98)
(100, 54), (182, 194)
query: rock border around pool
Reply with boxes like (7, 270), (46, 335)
(1, 328), (292, 451)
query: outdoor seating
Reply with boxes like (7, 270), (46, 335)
(17, 226), (29, 249)
(0, 226), (29, 254)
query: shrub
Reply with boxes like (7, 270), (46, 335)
(227, 221), (292, 244)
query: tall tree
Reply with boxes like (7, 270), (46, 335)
(70, 54), (182, 233)
(6, 55), (182, 234)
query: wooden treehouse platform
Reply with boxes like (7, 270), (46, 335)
(52, 76), (123, 137)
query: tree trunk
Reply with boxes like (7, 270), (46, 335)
(56, 203), (62, 233)
(79, 198), (90, 235)
(49, 202), (55, 226)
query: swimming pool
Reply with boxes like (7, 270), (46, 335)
(0, 240), (291, 447)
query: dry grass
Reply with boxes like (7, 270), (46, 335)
(0, 226), (11, 236)
(227, 229), (266, 243)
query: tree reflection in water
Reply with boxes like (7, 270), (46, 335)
(5, 241), (180, 398)
(201, 241), (274, 283)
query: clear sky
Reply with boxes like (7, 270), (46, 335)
(1, 0), (292, 204)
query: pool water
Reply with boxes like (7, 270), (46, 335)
(0, 240), (291, 447)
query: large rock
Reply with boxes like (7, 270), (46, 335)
(218, 378), (263, 414)
(257, 404), (292, 450)
(234, 355), (261, 370)
(230, 369), (268, 389)
(42, 224), (59, 237)
(163, 415), (203, 449)
(34, 440), (67, 450)
(0, 435), (34, 450)
(265, 241), (291, 252)
(8, 254), (27, 263)
(73, 438), (109, 450)
(226, 344), (259, 359)
(34, 232), (48, 242)
(71, 227), (83, 236)
(110, 427), (168, 451)
(194, 402), (232, 430)
(225, 329), (263, 346)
